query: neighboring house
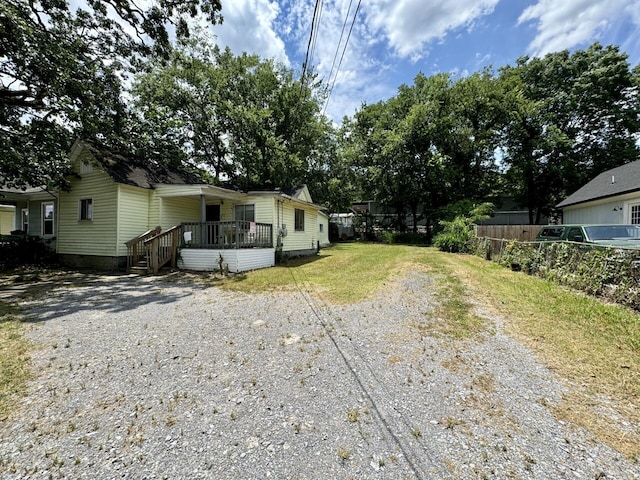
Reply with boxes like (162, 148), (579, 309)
(477, 196), (548, 226)
(1, 139), (325, 273)
(557, 160), (640, 225)
(0, 205), (16, 234)
(329, 212), (356, 240)
(318, 211), (330, 247)
(0, 183), (58, 245)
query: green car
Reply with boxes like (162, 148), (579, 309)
(535, 224), (640, 248)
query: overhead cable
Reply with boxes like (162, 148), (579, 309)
(323, 0), (362, 116)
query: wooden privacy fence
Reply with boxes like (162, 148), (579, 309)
(474, 225), (542, 242)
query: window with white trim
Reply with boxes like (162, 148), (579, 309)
(42, 202), (54, 236)
(21, 208), (29, 233)
(234, 204), (255, 222)
(79, 198), (93, 220)
(295, 208), (304, 231)
(631, 204), (640, 225)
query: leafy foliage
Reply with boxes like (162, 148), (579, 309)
(0, 0), (222, 190)
(498, 43), (640, 222)
(131, 36), (335, 193)
(492, 240), (640, 311)
(433, 203), (494, 253)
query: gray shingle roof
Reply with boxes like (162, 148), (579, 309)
(557, 160), (640, 208)
(83, 142), (204, 188)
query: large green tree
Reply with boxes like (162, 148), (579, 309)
(345, 71), (503, 232)
(0, 0), (223, 190)
(131, 37), (332, 192)
(499, 43), (640, 222)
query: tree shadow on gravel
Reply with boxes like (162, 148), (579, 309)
(0, 268), (212, 323)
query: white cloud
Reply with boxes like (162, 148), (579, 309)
(628, 3), (640, 25)
(213, 0), (289, 64)
(518, 0), (640, 56)
(362, 0), (499, 60)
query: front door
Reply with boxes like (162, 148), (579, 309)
(206, 204), (220, 222)
(206, 204), (221, 245)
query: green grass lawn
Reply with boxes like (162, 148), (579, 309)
(221, 242), (423, 303)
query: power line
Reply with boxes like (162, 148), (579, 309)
(325, 0), (355, 98)
(323, 0), (362, 116)
(300, 0), (323, 96)
(308, 0), (325, 78)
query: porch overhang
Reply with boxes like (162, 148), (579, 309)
(153, 184), (247, 202)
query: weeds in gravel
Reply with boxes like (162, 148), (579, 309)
(441, 416), (465, 430)
(0, 301), (30, 419)
(346, 407), (360, 423)
(337, 446), (352, 461)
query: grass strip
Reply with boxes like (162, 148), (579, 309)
(432, 250), (640, 459)
(0, 301), (30, 420)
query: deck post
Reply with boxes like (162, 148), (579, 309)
(200, 195), (207, 246)
(150, 237), (159, 273)
(171, 229), (178, 268)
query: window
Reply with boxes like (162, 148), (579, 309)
(234, 204), (255, 222)
(21, 208), (29, 233)
(566, 227), (584, 242)
(631, 204), (640, 225)
(319, 223), (324, 233)
(42, 202), (54, 236)
(295, 208), (304, 231)
(79, 198), (93, 220)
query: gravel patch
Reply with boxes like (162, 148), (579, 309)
(1, 271), (638, 479)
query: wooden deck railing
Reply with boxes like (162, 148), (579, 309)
(125, 226), (161, 272)
(144, 225), (181, 274)
(181, 221), (273, 249)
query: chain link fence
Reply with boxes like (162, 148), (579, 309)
(472, 237), (640, 310)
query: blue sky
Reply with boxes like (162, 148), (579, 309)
(208, 0), (640, 124)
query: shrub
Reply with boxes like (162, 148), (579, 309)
(0, 235), (58, 269)
(434, 202), (495, 253)
(381, 231), (427, 245)
(479, 239), (640, 311)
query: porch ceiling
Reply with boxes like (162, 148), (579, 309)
(154, 184), (247, 202)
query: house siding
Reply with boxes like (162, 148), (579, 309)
(249, 197), (276, 224)
(149, 191), (161, 229)
(280, 203), (318, 254)
(57, 165), (118, 256)
(0, 206), (15, 234)
(178, 248), (275, 273)
(561, 191), (640, 225)
(562, 201), (624, 224)
(160, 197), (200, 227)
(116, 185), (151, 256)
(318, 213), (330, 247)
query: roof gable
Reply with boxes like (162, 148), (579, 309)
(281, 185), (312, 203)
(71, 140), (204, 189)
(557, 160), (640, 208)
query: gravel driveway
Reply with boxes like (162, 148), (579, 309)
(1, 271), (637, 479)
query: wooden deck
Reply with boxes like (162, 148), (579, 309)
(180, 221), (273, 249)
